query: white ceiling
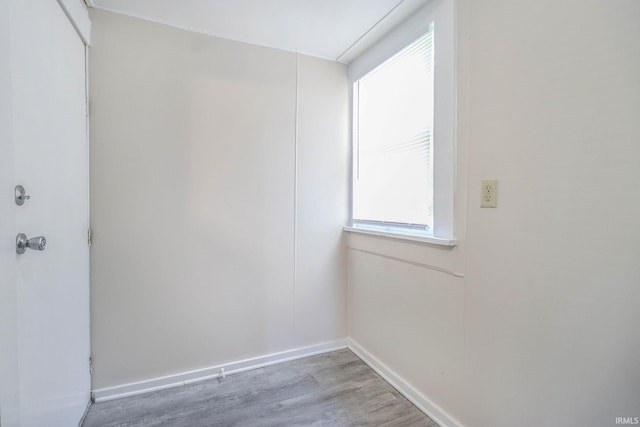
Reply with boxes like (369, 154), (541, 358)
(87, 0), (430, 63)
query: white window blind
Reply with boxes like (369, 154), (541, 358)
(353, 25), (435, 233)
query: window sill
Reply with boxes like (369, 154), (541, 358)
(343, 226), (457, 247)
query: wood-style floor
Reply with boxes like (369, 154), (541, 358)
(83, 349), (439, 426)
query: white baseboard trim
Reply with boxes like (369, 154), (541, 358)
(347, 339), (463, 427)
(77, 398), (92, 427)
(91, 339), (349, 403)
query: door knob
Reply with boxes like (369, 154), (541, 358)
(16, 233), (46, 254)
(15, 185), (31, 206)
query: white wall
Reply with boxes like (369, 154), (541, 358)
(348, 0), (640, 426)
(89, 9), (348, 389)
(295, 55), (349, 345)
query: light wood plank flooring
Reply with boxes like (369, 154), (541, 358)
(83, 349), (438, 426)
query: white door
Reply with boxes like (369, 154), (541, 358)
(1, 0), (91, 425)
(0, 0), (20, 424)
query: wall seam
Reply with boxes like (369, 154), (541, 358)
(293, 53), (299, 336)
(348, 247), (464, 278)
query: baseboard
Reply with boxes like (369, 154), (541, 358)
(77, 398), (91, 426)
(347, 339), (463, 427)
(91, 339), (349, 402)
(92, 337), (463, 427)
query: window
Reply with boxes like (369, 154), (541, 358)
(353, 28), (435, 233)
(347, 0), (455, 245)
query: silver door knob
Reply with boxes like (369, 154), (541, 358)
(15, 185), (31, 206)
(16, 233), (46, 254)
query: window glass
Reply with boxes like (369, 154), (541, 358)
(353, 26), (435, 232)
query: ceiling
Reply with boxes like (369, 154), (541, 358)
(86, 0), (430, 63)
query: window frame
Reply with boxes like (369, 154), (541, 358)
(346, 0), (456, 245)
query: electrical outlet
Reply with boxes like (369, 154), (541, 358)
(481, 180), (498, 208)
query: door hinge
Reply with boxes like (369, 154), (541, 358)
(89, 356), (94, 375)
(87, 228), (92, 247)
